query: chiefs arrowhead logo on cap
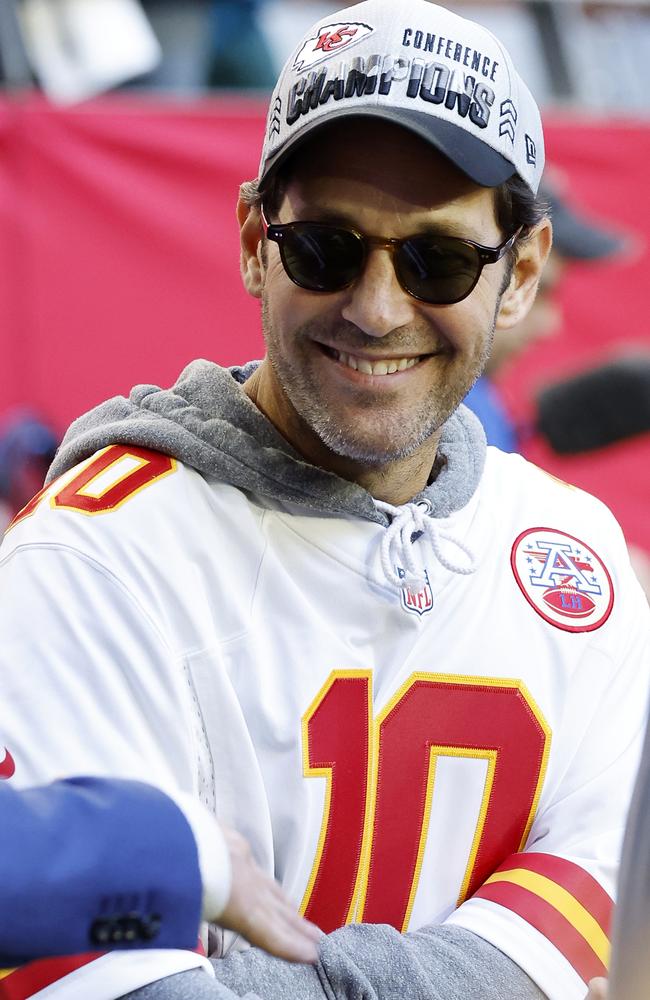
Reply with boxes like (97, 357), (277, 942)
(293, 21), (375, 72)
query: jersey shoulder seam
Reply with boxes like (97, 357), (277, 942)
(1, 540), (174, 655)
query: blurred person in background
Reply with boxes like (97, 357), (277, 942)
(208, 1), (276, 89)
(463, 183), (650, 602)
(0, 409), (58, 534)
(463, 177), (627, 453)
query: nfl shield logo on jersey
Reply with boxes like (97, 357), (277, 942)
(398, 567), (434, 617)
(511, 528), (614, 633)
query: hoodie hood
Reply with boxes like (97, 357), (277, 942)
(48, 359), (487, 526)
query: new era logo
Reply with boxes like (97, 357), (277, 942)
(525, 134), (537, 166)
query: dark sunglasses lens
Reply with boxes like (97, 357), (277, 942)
(280, 225), (364, 292)
(398, 236), (481, 304)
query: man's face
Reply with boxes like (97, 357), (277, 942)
(246, 120), (514, 467)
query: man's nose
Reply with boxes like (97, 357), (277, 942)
(341, 248), (417, 338)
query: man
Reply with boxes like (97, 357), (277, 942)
(0, 778), (318, 965)
(0, 2), (647, 999)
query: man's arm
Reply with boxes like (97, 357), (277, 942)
(0, 778), (319, 967)
(217, 924), (546, 999)
(140, 568), (650, 1000)
(125, 926), (545, 1000)
(0, 777), (205, 961)
(0, 518), (319, 993)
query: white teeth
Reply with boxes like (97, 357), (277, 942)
(344, 352), (358, 371)
(333, 351), (421, 376)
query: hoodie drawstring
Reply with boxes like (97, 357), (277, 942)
(374, 499), (476, 590)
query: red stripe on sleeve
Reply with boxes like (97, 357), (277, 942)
(494, 853), (613, 932)
(475, 880), (607, 984)
(0, 954), (103, 999)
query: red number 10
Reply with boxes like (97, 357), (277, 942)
(301, 671), (550, 934)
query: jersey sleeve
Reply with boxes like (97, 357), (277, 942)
(445, 554), (650, 1000)
(0, 540), (216, 997)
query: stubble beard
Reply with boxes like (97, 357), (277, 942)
(261, 297), (494, 466)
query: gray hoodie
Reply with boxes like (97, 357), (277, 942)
(51, 360), (546, 1000)
(50, 360), (486, 524)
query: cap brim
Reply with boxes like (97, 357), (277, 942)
(261, 106), (517, 189)
(545, 191), (626, 260)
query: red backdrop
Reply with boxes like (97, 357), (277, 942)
(0, 94), (648, 548)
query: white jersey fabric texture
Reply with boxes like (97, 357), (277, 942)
(0, 360), (648, 1000)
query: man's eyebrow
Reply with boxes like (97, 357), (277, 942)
(408, 219), (479, 239)
(290, 207), (481, 240)
(291, 207), (362, 227)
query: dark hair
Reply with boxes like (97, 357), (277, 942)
(240, 175), (285, 217)
(495, 173), (549, 265)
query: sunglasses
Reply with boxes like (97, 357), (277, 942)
(261, 206), (519, 306)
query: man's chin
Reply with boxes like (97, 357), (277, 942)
(315, 423), (434, 467)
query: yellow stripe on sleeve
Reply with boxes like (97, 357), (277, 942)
(484, 868), (610, 966)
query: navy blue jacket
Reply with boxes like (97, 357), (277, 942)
(0, 777), (202, 964)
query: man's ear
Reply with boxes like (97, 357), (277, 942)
(496, 219), (553, 330)
(237, 192), (264, 299)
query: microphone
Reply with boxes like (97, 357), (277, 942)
(536, 356), (650, 454)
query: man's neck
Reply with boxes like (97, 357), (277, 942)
(242, 367), (442, 507)
(329, 447), (443, 506)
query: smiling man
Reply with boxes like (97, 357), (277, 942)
(239, 118), (541, 505)
(0, 3), (648, 1000)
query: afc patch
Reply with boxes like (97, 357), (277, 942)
(293, 21), (375, 71)
(511, 528), (614, 633)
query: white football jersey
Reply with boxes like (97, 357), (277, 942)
(1, 443), (648, 1000)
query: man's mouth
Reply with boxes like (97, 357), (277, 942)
(323, 346), (423, 376)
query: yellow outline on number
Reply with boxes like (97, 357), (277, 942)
(354, 672), (551, 931)
(51, 447), (177, 517)
(398, 744), (498, 932)
(299, 669), (373, 924)
(74, 454), (149, 498)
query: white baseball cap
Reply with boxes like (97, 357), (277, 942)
(259, 0), (545, 194)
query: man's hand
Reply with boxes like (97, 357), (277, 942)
(586, 978), (608, 1000)
(218, 826), (322, 964)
